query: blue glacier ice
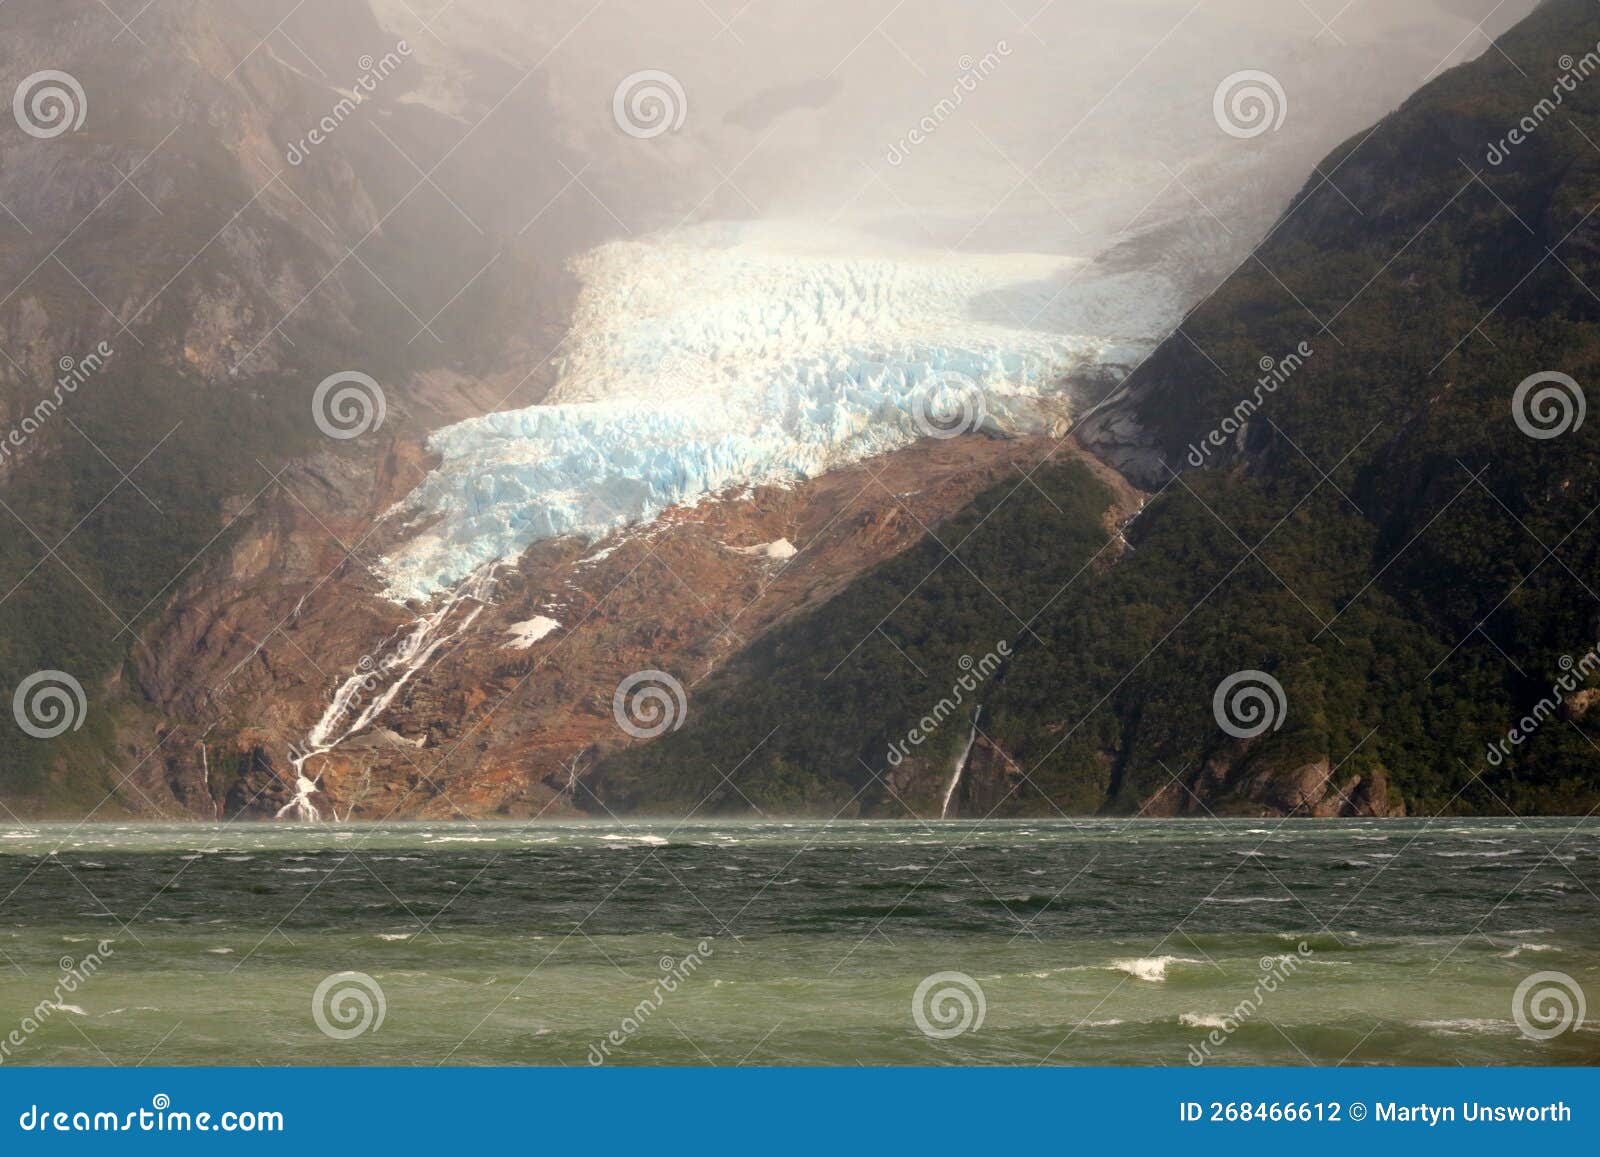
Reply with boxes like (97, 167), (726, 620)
(378, 223), (1180, 601)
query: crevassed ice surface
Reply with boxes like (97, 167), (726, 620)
(379, 222), (1181, 601)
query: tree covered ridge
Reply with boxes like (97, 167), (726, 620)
(591, 0), (1600, 817)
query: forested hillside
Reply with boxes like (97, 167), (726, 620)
(592, 0), (1600, 817)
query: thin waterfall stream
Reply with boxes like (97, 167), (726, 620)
(941, 706), (982, 820)
(277, 563), (500, 820)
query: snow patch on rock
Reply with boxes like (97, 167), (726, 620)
(732, 538), (798, 561)
(504, 616), (561, 649)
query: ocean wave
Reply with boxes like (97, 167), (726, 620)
(1111, 955), (1201, 982)
(1499, 943), (1559, 959)
(1413, 1018), (1513, 1035)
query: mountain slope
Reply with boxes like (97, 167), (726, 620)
(0, 0), (1566, 820)
(590, 0), (1600, 817)
(0, 0), (594, 809)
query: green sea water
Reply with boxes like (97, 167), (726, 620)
(1, 818), (1596, 1066)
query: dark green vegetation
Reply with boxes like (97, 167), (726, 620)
(0, 0), (562, 807)
(0, 344), (309, 806)
(594, 0), (1600, 816)
(593, 457), (1118, 815)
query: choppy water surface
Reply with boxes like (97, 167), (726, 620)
(1, 819), (1596, 1066)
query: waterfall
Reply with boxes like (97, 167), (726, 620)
(199, 741), (219, 820)
(276, 562), (500, 821)
(940, 706), (982, 820)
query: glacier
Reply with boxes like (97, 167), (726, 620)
(378, 222), (1181, 602)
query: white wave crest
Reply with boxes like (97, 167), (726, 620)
(1111, 955), (1200, 982)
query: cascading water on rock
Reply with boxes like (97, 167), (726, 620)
(277, 563), (500, 820)
(942, 706), (982, 820)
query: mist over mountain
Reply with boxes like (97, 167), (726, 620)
(0, 0), (1566, 820)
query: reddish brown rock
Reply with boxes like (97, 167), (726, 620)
(125, 434), (1081, 820)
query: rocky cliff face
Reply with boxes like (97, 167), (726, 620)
(7, 0), (1102, 820)
(0, 0), (597, 812)
(128, 434), (1065, 819)
(0, 0), (565, 401)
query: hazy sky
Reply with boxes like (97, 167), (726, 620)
(376, 0), (1542, 257)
